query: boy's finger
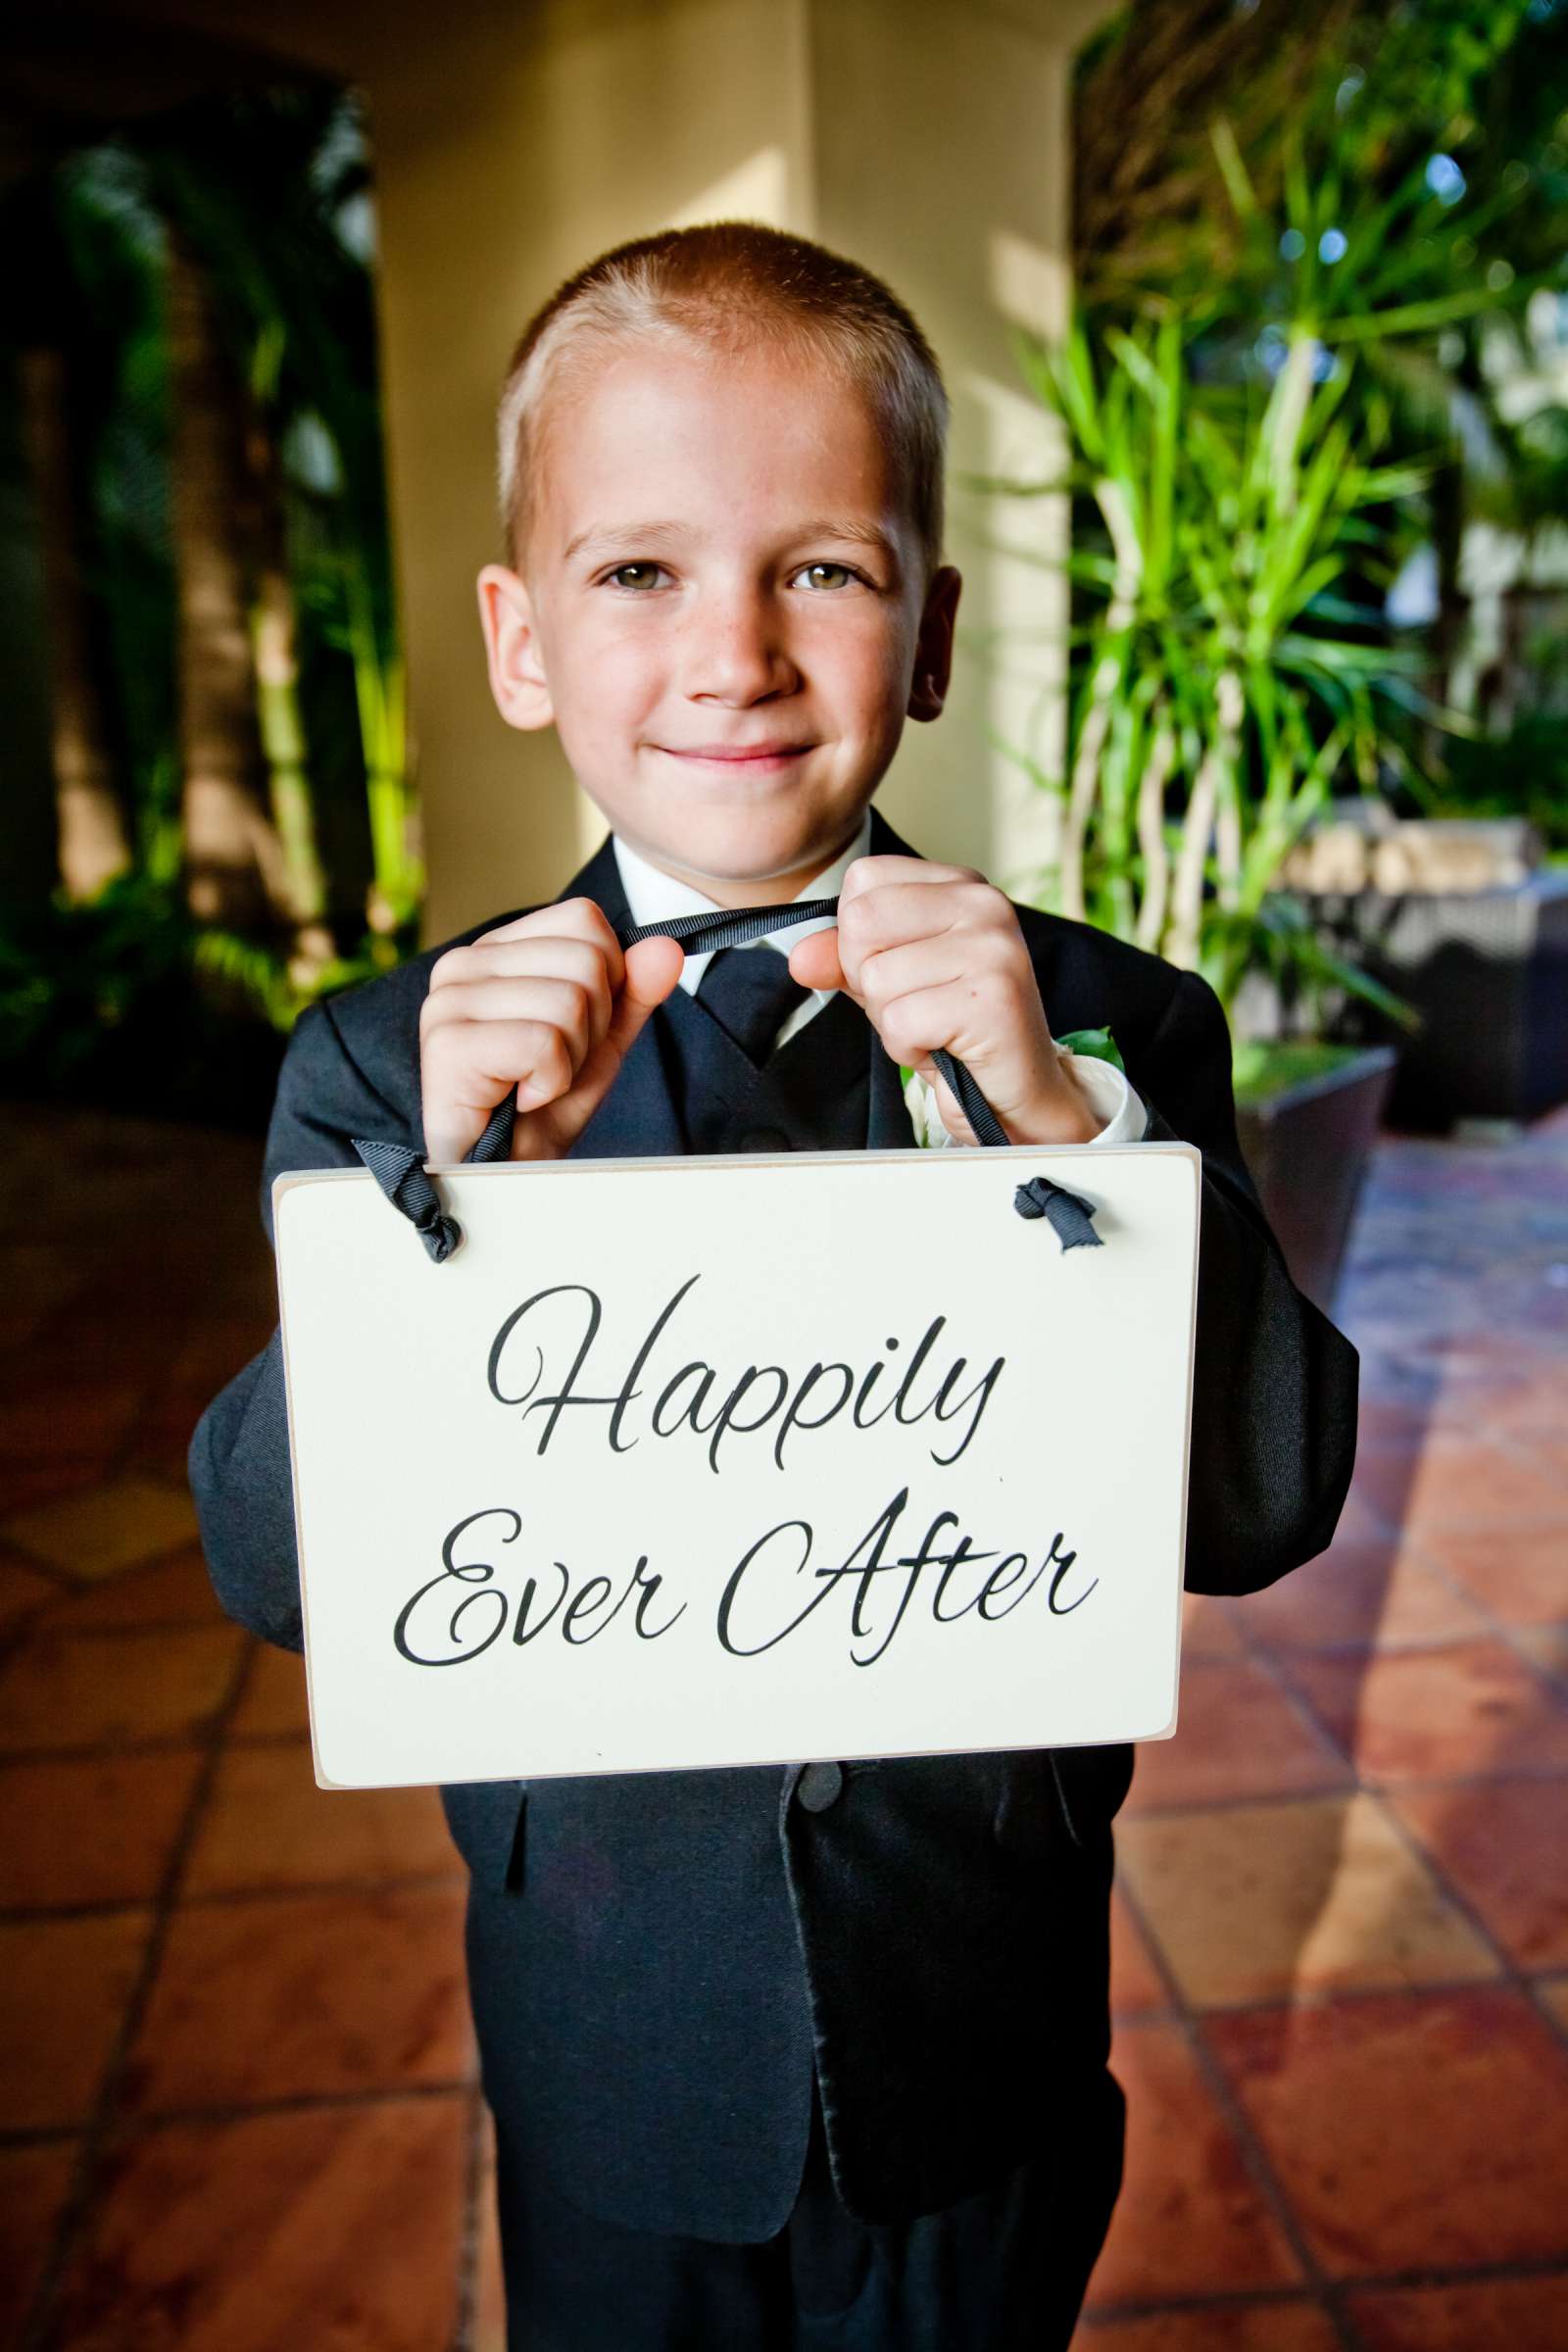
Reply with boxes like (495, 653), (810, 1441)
(426, 932), (620, 1008)
(542, 936), (685, 1148)
(461, 897), (627, 989)
(599, 935), (685, 1058)
(424, 1017), (579, 1163)
(787, 931), (847, 994)
(839, 854), (978, 906)
(839, 878), (990, 954)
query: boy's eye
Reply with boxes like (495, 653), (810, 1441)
(791, 562), (859, 592)
(604, 563), (669, 591)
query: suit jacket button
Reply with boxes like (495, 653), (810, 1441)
(797, 1761), (844, 1813)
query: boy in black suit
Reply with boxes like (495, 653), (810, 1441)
(191, 222), (1357, 2349)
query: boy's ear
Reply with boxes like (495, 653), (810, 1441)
(476, 564), (556, 732)
(906, 564), (962, 724)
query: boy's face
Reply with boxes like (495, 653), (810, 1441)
(477, 335), (961, 902)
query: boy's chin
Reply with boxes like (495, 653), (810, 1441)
(618, 804), (873, 892)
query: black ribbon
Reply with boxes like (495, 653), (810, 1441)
(352, 898), (1103, 1257)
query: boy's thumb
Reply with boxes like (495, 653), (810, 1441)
(610, 934), (685, 1046)
(550, 935), (684, 1145)
(787, 930), (845, 994)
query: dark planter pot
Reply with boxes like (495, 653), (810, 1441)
(1307, 871), (1568, 1128)
(1235, 1046), (1396, 1317)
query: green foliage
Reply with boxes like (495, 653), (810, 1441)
(999, 300), (1434, 1026)
(1231, 1036), (1369, 1106)
(0, 871), (414, 1127)
(1071, 0), (1568, 852)
(1428, 712), (1568, 853)
(1006, 0), (1568, 1042)
(1055, 1028), (1126, 1073)
(2, 88), (424, 1119)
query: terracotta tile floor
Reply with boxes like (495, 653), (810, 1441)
(1, 1102), (1565, 2349)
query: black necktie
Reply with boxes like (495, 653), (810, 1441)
(696, 946), (811, 1068)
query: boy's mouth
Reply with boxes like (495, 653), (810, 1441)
(657, 741), (814, 772)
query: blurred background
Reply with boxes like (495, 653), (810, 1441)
(1, 1), (1565, 2346)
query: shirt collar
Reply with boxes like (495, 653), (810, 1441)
(611, 810), (872, 995)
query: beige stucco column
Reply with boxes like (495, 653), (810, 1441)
(368, 0), (1118, 938)
(142, 0), (1110, 939)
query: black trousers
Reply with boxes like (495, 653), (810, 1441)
(494, 2068), (1126, 2351)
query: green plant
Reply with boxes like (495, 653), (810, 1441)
(995, 304), (1431, 1031)
(1073, 0), (1568, 842)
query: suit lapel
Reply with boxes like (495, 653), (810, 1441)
(866, 1028), (916, 1151)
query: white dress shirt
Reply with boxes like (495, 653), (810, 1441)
(611, 818), (1149, 1147)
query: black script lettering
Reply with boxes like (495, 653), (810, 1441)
(844, 1488), (912, 1646)
(562, 1551), (689, 1643)
(607, 1277), (702, 1452)
(563, 1575), (615, 1642)
(486, 1282), (1008, 1478)
(394, 1507), (517, 1666)
(772, 1361), (855, 1469)
(511, 1559), (570, 1644)
(715, 1494), (1092, 1667)
(631, 1555), (686, 1642)
(396, 1515), (688, 1667)
(891, 1317), (948, 1432)
(931, 1532), (1002, 1622)
(652, 1360), (720, 1437)
(1047, 1537), (1098, 1614)
(488, 1285), (616, 1452)
(888, 1318), (1006, 1468)
(927, 1354), (1006, 1467)
(976, 1551), (1043, 1620)
(705, 1364), (790, 1474)
(852, 1337), (901, 1431)
(854, 1506), (958, 1667)
(717, 1518), (828, 1657)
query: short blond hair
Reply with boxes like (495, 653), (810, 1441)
(496, 220), (950, 580)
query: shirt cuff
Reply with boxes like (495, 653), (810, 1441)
(905, 1054), (1150, 1149)
(1068, 1052), (1150, 1145)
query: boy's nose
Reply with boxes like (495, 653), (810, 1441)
(683, 590), (799, 705)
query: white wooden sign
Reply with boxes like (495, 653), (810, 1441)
(274, 1146), (1200, 1789)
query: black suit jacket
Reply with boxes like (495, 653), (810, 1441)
(188, 806), (1358, 2238)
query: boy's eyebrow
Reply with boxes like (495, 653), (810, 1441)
(561, 517), (903, 565)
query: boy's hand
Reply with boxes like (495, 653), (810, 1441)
(787, 856), (1101, 1147)
(420, 902), (684, 1163)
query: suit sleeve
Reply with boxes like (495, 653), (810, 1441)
(187, 995), (410, 1651)
(1133, 970), (1360, 1597)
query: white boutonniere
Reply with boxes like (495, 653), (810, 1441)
(901, 1064), (955, 1150)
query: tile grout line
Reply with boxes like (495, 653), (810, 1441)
(17, 1632), (261, 2352)
(1257, 1627), (1568, 2034)
(1, 1865), (466, 1930)
(1, 2074), (479, 2152)
(1126, 1756), (1568, 1829)
(1110, 1867), (1363, 2351)
(1366, 1795), (1568, 2062)
(1134, 1404), (1454, 2351)
(1330, 1468), (1568, 1707)
(1172, 1371), (1568, 2321)
(1083, 2248), (1568, 2328)
(1210, 1521), (1568, 2018)
(1076, 2287), (1325, 2332)
(0, 1722), (332, 1768)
